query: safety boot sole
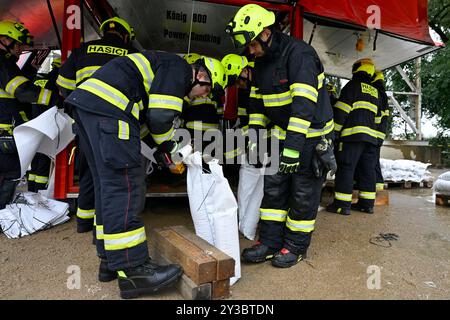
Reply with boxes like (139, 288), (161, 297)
(119, 269), (183, 299)
(271, 253), (306, 268)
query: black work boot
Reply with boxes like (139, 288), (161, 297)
(271, 248), (306, 268)
(242, 241), (278, 263)
(326, 203), (350, 216)
(118, 259), (183, 299)
(351, 203), (374, 214)
(98, 259), (117, 282)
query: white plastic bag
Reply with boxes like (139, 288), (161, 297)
(438, 171), (450, 182)
(185, 152), (241, 285)
(237, 163), (264, 240)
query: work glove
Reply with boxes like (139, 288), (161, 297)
(154, 140), (178, 169)
(314, 138), (337, 177)
(278, 148), (300, 174)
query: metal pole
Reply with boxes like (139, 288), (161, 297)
(415, 57), (422, 140)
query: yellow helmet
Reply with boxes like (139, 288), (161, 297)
(352, 58), (375, 77)
(225, 4), (275, 48)
(221, 54), (248, 77)
(183, 53), (201, 64)
(199, 56), (227, 96)
(52, 57), (61, 68)
(100, 17), (135, 40)
(372, 70), (385, 83)
(0, 20), (33, 46)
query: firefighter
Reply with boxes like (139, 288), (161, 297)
(0, 20), (58, 208)
(226, 4), (335, 268)
(326, 58), (381, 215)
(28, 57), (62, 192)
(57, 17), (135, 234)
(64, 52), (226, 298)
(326, 83), (338, 107)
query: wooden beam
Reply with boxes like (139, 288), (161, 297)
(395, 66), (417, 92)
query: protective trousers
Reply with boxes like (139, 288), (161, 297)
(334, 141), (377, 209)
(28, 153), (51, 192)
(258, 138), (325, 255)
(375, 146), (384, 190)
(0, 135), (21, 209)
(75, 134), (96, 232)
(73, 108), (148, 271)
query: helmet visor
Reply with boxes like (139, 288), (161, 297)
(229, 31), (253, 49)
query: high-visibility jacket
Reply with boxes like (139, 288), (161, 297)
(372, 80), (390, 146)
(65, 51), (192, 145)
(248, 30), (334, 152)
(182, 94), (221, 132)
(333, 72), (382, 145)
(0, 50), (57, 132)
(57, 33), (133, 98)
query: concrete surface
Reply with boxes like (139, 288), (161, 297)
(1, 171), (449, 300)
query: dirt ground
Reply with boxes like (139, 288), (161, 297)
(1, 169), (449, 300)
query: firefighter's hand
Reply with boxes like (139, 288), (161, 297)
(154, 141), (178, 168)
(278, 148), (300, 174)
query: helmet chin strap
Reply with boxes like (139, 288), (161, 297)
(0, 39), (18, 60)
(189, 64), (212, 95)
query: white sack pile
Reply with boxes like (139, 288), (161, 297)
(380, 159), (432, 182)
(434, 171), (450, 195)
(0, 192), (70, 239)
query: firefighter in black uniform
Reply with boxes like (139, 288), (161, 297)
(28, 57), (62, 192)
(57, 17), (135, 233)
(65, 51), (226, 298)
(326, 58), (381, 215)
(0, 20), (58, 208)
(226, 4), (335, 268)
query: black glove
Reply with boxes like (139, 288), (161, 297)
(154, 140), (178, 169)
(278, 148), (300, 174)
(315, 138), (337, 177)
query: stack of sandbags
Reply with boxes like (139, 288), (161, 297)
(0, 192), (70, 239)
(434, 171), (450, 195)
(380, 159), (432, 182)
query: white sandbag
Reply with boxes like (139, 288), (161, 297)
(13, 107), (75, 177)
(438, 171), (450, 181)
(434, 179), (450, 195)
(237, 163), (264, 240)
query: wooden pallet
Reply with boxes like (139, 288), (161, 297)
(384, 180), (433, 189)
(435, 194), (450, 207)
(149, 226), (235, 300)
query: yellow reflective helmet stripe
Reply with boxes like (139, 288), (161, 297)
(352, 101), (378, 114)
(286, 217), (315, 233)
(260, 208), (288, 222)
(79, 78), (129, 111)
(287, 117), (311, 135)
(151, 127), (175, 145)
(290, 83), (318, 103)
(118, 120), (130, 140)
(75, 66), (100, 84)
(335, 192), (352, 202)
(335, 101), (352, 114)
(6, 76), (29, 96)
(56, 74), (76, 90)
(103, 227), (146, 251)
(127, 53), (154, 93)
(148, 94), (183, 112)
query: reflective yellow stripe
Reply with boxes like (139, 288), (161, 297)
(216, 107), (224, 115)
(103, 227), (147, 251)
(341, 126), (379, 139)
(0, 89), (14, 98)
(6, 76), (29, 96)
(190, 97), (217, 107)
(374, 130), (386, 140)
(127, 53), (154, 93)
(287, 117), (311, 135)
(334, 123), (343, 132)
(140, 124), (150, 139)
(118, 120), (129, 140)
(28, 174), (36, 182)
(335, 101), (352, 113)
(186, 121), (219, 131)
(375, 116), (382, 124)
(19, 111), (29, 122)
(317, 73), (325, 89)
(376, 183), (385, 191)
(352, 101), (378, 114)
(34, 175), (49, 184)
(238, 107), (247, 116)
(249, 86), (262, 99)
(148, 94), (183, 112)
(335, 192), (352, 202)
(37, 87), (51, 105)
(290, 83), (318, 103)
(56, 74), (76, 90)
(75, 66), (100, 84)
(131, 103), (140, 120)
(224, 148), (243, 159)
(96, 225), (104, 240)
(79, 79), (129, 111)
(151, 127), (175, 145)
(249, 113), (268, 127)
(271, 125), (286, 140)
(307, 120), (334, 138)
(359, 191), (376, 200)
(286, 217), (315, 233)
(260, 208), (288, 222)
(77, 208), (95, 219)
(262, 91), (292, 107)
